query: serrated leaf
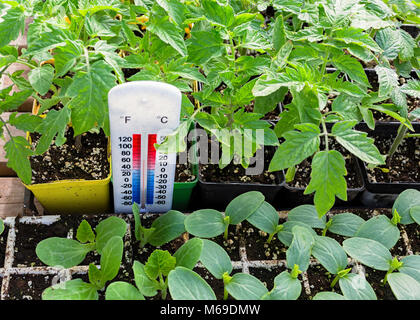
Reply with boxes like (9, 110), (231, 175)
(76, 220), (95, 243)
(0, 90), (33, 112)
(333, 27), (381, 52)
(28, 65), (55, 96)
(0, 4), (25, 48)
(67, 60), (116, 136)
(269, 124), (320, 171)
(332, 54), (369, 87)
(401, 80), (420, 98)
(144, 249), (176, 279)
(202, 0), (234, 28)
(4, 136), (34, 185)
(34, 107), (71, 155)
(304, 150), (348, 217)
(332, 121), (384, 165)
(375, 66), (399, 98)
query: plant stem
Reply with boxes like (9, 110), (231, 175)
(405, 133), (420, 138)
(321, 118), (329, 151)
(331, 275), (340, 288)
(267, 232), (275, 244)
(223, 287), (228, 300)
(224, 225), (229, 240)
(387, 123), (408, 166)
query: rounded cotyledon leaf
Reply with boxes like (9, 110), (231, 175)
(388, 273), (420, 300)
(246, 201), (279, 234)
(355, 215), (400, 249)
(105, 282), (145, 300)
(312, 235), (348, 275)
(199, 239), (232, 279)
(168, 267), (216, 300)
(184, 209), (225, 238)
(225, 191), (265, 225)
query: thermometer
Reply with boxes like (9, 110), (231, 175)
(108, 81), (181, 213)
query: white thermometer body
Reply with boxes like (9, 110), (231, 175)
(108, 81), (181, 213)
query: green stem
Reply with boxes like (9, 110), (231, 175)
(405, 133), (420, 138)
(223, 287), (228, 300)
(387, 123), (408, 166)
(16, 59), (37, 69)
(331, 274), (340, 288)
(267, 232), (275, 244)
(224, 225), (229, 240)
(321, 118), (329, 151)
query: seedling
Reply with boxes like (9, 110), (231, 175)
(391, 189), (420, 226)
(36, 216), (127, 268)
(184, 191), (265, 240)
(119, 238), (203, 300)
(132, 203), (186, 248)
(42, 235), (124, 300)
(343, 237), (420, 299)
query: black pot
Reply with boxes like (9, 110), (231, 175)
(358, 122), (420, 208)
(401, 24), (420, 38)
(279, 156), (365, 209)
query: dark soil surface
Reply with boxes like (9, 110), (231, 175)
(13, 219), (69, 267)
(404, 223), (420, 254)
(366, 134), (420, 183)
(364, 267), (395, 300)
(175, 163), (196, 183)
(199, 146), (279, 184)
(0, 226), (9, 268)
(29, 127), (110, 184)
(6, 274), (55, 300)
(249, 265), (287, 290)
(287, 140), (364, 189)
(240, 221), (287, 261)
(208, 230), (242, 262)
(193, 267), (240, 300)
(304, 265), (341, 299)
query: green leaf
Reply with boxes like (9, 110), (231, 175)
(88, 264), (103, 289)
(331, 55), (369, 87)
(67, 60), (116, 136)
(42, 279), (98, 300)
(173, 238), (203, 270)
(148, 8), (187, 57)
(186, 29), (225, 65)
(376, 28), (401, 60)
(34, 107), (71, 155)
(272, 15), (286, 53)
(133, 261), (158, 297)
(144, 250), (176, 279)
(287, 205), (326, 229)
(36, 238), (94, 268)
(225, 273), (268, 300)
(247, 201), (279, 235)
(388, 273), (420, 300)
(328, 213), (365, 237)
(375, 66), (399, 98)
(355, 215), (400, 249)
(76, 220), (95, 243)
(28, 65), (54, 96)
(149, 210), (186, 247)
(168, 267), (216, 300)
(105, 282), (145, 300)
(4, 136), (34, 185)
(333, 27), (381, 52)
(304, 150), (348, 217)
(392, 189), (420, 225)
(202, 0), (234, 28)
(157, 0), (186, 25)
(94, 217), (127, 255)
(312, 236), (348, 275)
(184, 209), (225, 238)
(0, 219), (4, 236)
(339, 273), (377, 300)
(8, 113), (42, 132)
(0, 90), (33, 112)
(400, 255), (420, 283)
(99, 236), (123, 284)
(0, 4), (25, 48)
(269, 124), (320, 171)
(225, 191), (265, 225)
(401, 80), (420, 99)
(263, 271), (301, 300)
(277, 221), (317, 247)
(199, 239), (232, 279)
(332, 121), (385, 165)
(342, 237), (392, 271)
(411, 207), (420, 225)
(286, 226), (315, 272)
(313, 292), (346, 300)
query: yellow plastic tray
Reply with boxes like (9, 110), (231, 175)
(24, 100), (112, 214)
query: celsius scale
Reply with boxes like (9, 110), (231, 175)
(108, 81), (181, 213)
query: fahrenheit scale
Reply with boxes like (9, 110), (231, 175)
(108, 81), (181, 213)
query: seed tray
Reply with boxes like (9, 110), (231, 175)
(0, 209), (416, 300)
